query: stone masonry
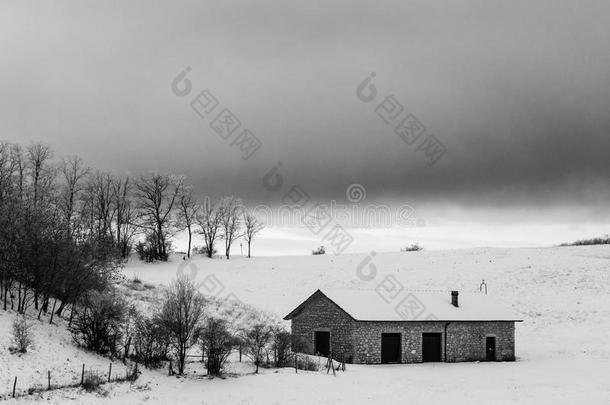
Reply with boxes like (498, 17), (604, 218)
(289, 293), (516, 364)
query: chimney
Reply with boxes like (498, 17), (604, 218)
(451, 291), (459, 307)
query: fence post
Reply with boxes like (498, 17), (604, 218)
(12, 377), (17, 397)
(81, 364), (85, 385)
(48, 370), (51, 390)
(108, 363), (112, 382)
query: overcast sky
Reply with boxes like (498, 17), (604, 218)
(1, 1), (609, 253)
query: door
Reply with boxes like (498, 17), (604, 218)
(422, 333), (442, 362)
(314, 331), (330, 356)
(381, 333), (401, 364)
(486, 336), (496, 361)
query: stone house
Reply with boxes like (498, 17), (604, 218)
(283, 289), (522, 364)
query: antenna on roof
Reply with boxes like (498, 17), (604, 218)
(480, 279), (488, 295)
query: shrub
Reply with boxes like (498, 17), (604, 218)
(311, 245), (326, 255)
(82, 370), (104, 392)
(158, 276), (205, 374)
(241, 323), (273, 373)
(70, 290), (127, 356)
(192, 245), (217, 257)
(200, 318), (238, 375)
(12, 314), (33, 353)
(401, 244), (423, 252)
(271, 328), (292, 367)
(560, 235), (610, 246)
(132, 314), (170, 368)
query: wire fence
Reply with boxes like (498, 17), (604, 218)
(2, 361), (138, 400)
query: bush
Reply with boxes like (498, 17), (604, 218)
(241, 323), (273, 373)
(135, 233), (157, 263)
(271, 329), (292, 367)
(158, 276), (205, 374)
(401, 244), (423, 252)
(560, 235), (610, 246)
(311, 245), (325, 255)
(82, 370), (104, 392)
(132, 314), (170, 368)
(70, 290), (127, 356)
(200, 318), (238, 375)
(11, 314), (33, 353)
(192, 245), (217, 257)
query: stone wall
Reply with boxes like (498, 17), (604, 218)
(290, 294), (355, 362)
(289, 294), (517, 364)
(351, 321), (515, 364)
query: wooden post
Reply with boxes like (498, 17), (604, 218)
(12, 377), (17, 397)
(108, 363), (112, 382)
(294, 355), (298, 373)
(47, 370), (51, 390)
(81, 364), (85, 385)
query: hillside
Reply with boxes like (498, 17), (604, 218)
(3, 245), (610, 404)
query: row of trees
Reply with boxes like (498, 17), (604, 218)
(0, 140), (265, 318)
(0, 142), (123, 316)
(70, 276), (295, 376)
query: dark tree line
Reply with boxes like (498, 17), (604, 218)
(0, 140), (265, 320)
(0, 142), (125, 316)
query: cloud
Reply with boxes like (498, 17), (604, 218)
(1, 0), (609, 219)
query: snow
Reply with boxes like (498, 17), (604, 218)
(2, 245), (610, 404)
(0, 309), (132, 399)
(290, 289), (522, 321)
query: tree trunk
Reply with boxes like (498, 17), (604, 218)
(206, 240), (213, 258)
(68, 301), (76, 327)
(187, 226), (192, 258)
(248, 241), (251, 258)
(49, 299), (57, 324)
(55, 301), (66, 317)
(3, 280), (9, 311)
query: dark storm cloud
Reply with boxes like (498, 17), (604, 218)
(1, 0), (610, 213)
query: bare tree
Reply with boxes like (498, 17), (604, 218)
(200, 318), (238, 375)
(135, 173), (183, 261)
(112, 176), (136, 258)
(12, 314), (33, 353)
(242, 210), (264, 258)
(158, 275), (205, 374)
(59, 156), (89, 238)
(177, 185), (199, 258)
(218, 196), (243, 260)
(196, 197), (222, 258)
(242, 323), (272, 373)
(26, 143), (55, 208)
(82, 171), (115, 242)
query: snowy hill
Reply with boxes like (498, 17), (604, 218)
(3, 245), (610, 404)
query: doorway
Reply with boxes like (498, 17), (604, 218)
(422, 333), (442, 362)
(381, 333), (401, 364)
(314, 331), (330, 357)
(486, 336), (496, 361)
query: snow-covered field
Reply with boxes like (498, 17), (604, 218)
(2, 245), (610, 404)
